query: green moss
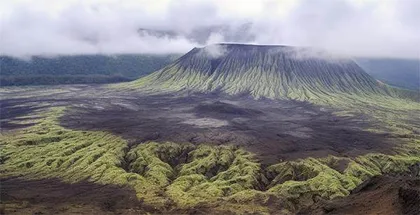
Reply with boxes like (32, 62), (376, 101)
(266, 158), (356, 200)
(1, 106), (419, 214)
(165, 146), (262, 208)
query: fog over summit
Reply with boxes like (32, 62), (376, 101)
(1, 0), (419, 58)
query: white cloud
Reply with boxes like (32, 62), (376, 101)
(0, 0), (419, 58)
(202, 43), (227, 58)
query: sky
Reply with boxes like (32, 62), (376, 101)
(0, 0), (419, 58)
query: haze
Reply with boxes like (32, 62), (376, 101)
(0, 0), (419, 59)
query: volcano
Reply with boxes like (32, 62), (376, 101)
(129, 43), (413, 100)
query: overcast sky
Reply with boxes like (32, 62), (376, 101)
(0, 0), (419, 58)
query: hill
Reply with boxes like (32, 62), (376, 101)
(127, 44), (415, 101)
(356, 58), (419, 91)
(0, 54), (179, 86)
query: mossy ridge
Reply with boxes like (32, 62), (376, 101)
(1, 108), (420, 214)
(166, 146), (263, 209)
(0, 110), (264, 211)
(0, 107), (161, 205)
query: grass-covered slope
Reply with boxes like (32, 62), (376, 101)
(1, 107), (419, 214)
(125, 44), (415, 101)
(356, 58), (419, 91)
(0, 54), (180, 86)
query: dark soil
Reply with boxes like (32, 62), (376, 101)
(299, 175), (420, 215)
(0, 177), (224, 215)
(0, 177), (149, 215)
(0, 85), (399, 164)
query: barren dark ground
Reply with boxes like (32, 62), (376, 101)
(0, 178), (147, 215)
(1, 85), (396, 164)
(300, 168), (420, 215)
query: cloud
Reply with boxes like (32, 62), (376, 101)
(0, 0), (419, 58)
(250, 0), (420, 59)
(0, 0), (202, 58)
(201, 43), (227, 58)
(270, 47), (347, 62)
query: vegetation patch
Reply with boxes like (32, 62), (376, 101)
(1, 107), (419, 214)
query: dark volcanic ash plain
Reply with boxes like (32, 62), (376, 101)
(1, 84), (397, 164)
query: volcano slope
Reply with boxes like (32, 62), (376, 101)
(126, 43), (417, 102)
(1, 44), (420, 214)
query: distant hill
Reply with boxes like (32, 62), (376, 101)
(0, 54), (180, 86)
(128, 44), (415, 101)
(356, 58), (419, 91)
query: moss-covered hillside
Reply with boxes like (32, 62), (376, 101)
(124, 44), (417, 101)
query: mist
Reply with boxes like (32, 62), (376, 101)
(0, 0), (419, 59)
